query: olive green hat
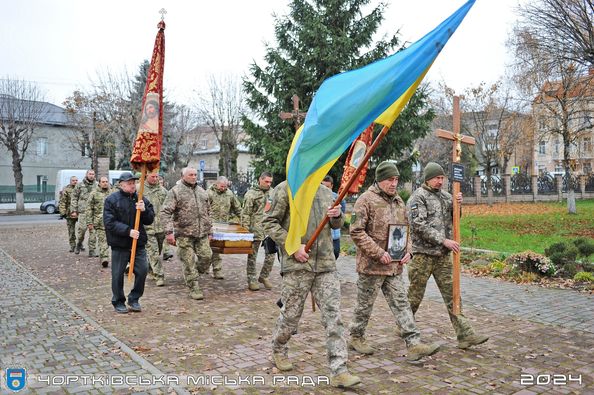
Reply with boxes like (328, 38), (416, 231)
(375, 160), (400, 182)
(423, 162), (446, 182)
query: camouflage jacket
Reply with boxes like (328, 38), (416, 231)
(350, 184), (411, 276)
(87, 186), (113, 229)
(70, 177), (97, 214)
(58, 184), (76, 216)
(160, 181), (212, 239)
(407, 184), (453, 256)
(263, 181), (342, 274)
(207, 185), (242, 223)
(143, 181), (168, 234)
(241, 185), (272, 240)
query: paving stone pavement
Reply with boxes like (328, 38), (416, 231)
(0, 223), (593, 394)
(0, 249), (189, 395)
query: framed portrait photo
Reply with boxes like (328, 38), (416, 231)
(387, 223), (409, 262)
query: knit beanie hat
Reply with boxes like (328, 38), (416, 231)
(423, 162), (446, 182)
(375, 161), (400, 182)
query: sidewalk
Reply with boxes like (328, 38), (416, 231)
(0, 222), (593, 394)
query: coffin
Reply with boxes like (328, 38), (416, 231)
(210, 223), (254, 254)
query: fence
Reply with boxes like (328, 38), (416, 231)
(0, 192), (54, 203)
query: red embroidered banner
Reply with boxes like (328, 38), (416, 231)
(130, 20), (165, 172)
(338, 123), (374, 195)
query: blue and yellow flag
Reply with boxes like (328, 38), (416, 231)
(285, 0), (475, 255)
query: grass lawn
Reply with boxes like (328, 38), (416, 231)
(461, 199), (594, 254)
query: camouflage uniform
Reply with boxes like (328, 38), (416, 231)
(144, 181), (168, 281)
(349, 184), (421, 347)
(263, 182), (348, 376)
(241, 185), (275, 284)
(71, 177), (98, 253)
(161, 181), (213, 295)
(58, 184), (77, 251)
(406, 184), (475, 340)
(207, 184), (242, 276)
(87, 185), (113, 263)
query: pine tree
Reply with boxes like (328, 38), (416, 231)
(243, 0), (434, 184)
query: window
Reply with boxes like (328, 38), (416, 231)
(200, 139), (208, 149)
(36, 137), (48, 156)
(584, 163), (592, 174)
(554, 139), (560, 154)
(583, 137), (592, 153)
(538, 140), (546, 154)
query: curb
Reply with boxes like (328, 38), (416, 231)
(0, 247), (191, 395)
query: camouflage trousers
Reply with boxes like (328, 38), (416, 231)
(95, 227), (109, 262)
(272, 270), (348, 376)
(147, 232), (165, 279)
(246, 240), (275, 283)
(209, 253), (223, 275)
(407, 253), (475, 340)
(350, 273), (421, 348)
(176, 236), (212, 290)
(75, 213), (96, 253)
(66, 218), (77, 249)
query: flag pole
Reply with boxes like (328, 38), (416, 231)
(128, 163), (147, 283)
(305, 124), (390, 252)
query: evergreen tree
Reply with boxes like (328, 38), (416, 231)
(243, 0), (434, 185)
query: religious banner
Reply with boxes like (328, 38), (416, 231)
(130, 19), (166, 172)
(338, 123), (374, 195)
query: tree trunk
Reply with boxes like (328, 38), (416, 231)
(486, 166), (493, 207)
(11, 148), (25, 212)
(567, 189), (577, 214)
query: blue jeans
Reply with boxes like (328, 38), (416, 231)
(332, 238), (340, 259)
(111, 248), (148, 307)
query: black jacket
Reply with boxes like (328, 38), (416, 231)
(103, 189), (154, 250)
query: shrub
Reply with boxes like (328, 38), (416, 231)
(489, 260), (509, 277)
(573, 238), (594, 258)
(573, 271), (594, 282)
(506, 251), (556, 277)
(398, 189), (411, 203)
(544, 238), (594, 278)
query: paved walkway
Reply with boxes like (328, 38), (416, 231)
(1, 226), (593, 394)
(0, 249), (189, 394)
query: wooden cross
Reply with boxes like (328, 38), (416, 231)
(159, 8), (167, 20)
(279, 94), (307, 131)
(435, 95), (476, 315)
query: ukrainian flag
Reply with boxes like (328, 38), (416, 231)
(285, 0), (476, 255)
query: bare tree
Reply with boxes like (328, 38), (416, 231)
(516, 0), (594, 68)
(161, 104), (200, 172)
(0, 78), (49, 212)
(510, 26), (594, 214)
(195, 74), (247, 177)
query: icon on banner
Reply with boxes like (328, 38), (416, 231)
(6, 368), (27, 392)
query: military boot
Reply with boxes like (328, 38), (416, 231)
(74, 243), (82, 254)
(458, 334), (489, 350)
(258, 277), (273, 289)
(213, 270), (224, 280)
(155, 277), (165, 287)
(349, 336), (374, 355)
(189, 283), (204, 300)
(406, 342), (441, 362)
(331, 372), (361, 388)
(248, 280), (260, 291)
(272, 353), (293, 371)
(69, 246), (75, 253)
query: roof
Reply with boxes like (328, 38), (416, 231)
(0, 95), (69, 126)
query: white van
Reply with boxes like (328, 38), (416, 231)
(55, 169), (88, 201)
(108, 170), (128, 186)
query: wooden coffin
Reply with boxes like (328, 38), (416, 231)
(210, 223), (254, 254)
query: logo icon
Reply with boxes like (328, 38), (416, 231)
(6, 368), (27, 392)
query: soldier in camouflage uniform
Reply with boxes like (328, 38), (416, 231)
(71, 169), (98, 256)
(87, 176), (113, 268)
(349, 161), (441, 361)
(263, 181), (360, 388)
(144, 172), (169, 286)
(59, 176), (78, 252)
(241, 172), (276, 291)
(161, 167), (213, 300)
(207, 176), (242, 280)
(407, 162), (489, 349)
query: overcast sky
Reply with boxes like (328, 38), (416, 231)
(1, 0), (522, 107)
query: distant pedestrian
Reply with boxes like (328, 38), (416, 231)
(407, 162), (489, 349)
(144, 172), (168, 286)
(103, 172), (154, 314)
(87, 176), (113, 268)
(58, 175), (78, 252)
(71, 169), (98, 256)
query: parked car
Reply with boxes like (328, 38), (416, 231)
(40, 200), (57, 214)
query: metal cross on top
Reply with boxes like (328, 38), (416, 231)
(279, 94), (307, 131)
(435, 95), (475, 316)
(159, 8), (167, 20)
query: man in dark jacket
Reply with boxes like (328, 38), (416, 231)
(104, 172), (155, 314)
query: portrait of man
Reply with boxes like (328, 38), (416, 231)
(139, 93), (160, 134)
(388, 224), (408, 261)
